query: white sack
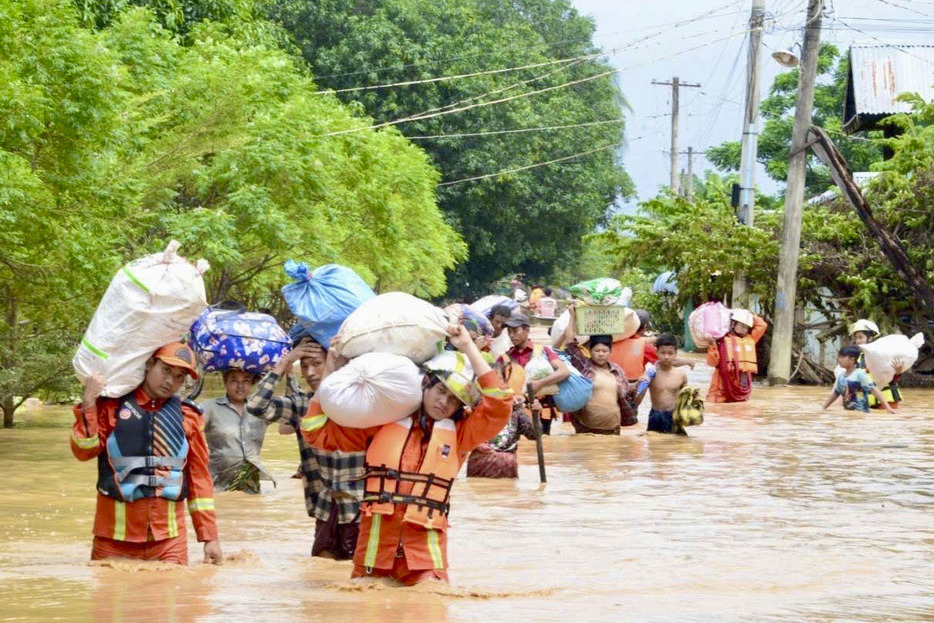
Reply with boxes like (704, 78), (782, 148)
(336, 292), (451, 364)
(73, 240), (209, 397)
(525, 350), (559, 396)
(318, 353), (423, 428)
(859, 333), (924, 388)
(490, 330), (513, 359)
(469, 295), (517, 318)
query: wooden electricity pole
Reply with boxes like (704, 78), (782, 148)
(768, 0), (824, 385)
(653, 77), (701, 194)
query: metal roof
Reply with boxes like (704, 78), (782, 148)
(843, 45), (934, 133)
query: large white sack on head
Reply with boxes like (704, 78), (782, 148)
(318, 353), (423, 428)
(859, 333), (924, 388)
(336, 292), (451, 364)
(688, 302), (732, 349)
(73, 240), (209, 397)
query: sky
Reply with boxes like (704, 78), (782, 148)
(569, 0), (934, 209)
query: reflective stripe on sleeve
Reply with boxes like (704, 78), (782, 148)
(300, 414), (328, 433)
(71, 432), (101, 449)
(188, 498), (215, 513)
(481, 387), (513, 398)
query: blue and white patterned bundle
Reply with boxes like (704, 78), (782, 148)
(190, 306), (291, 374)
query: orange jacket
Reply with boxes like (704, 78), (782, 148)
(706, 314), (768, 403)
(71, 388), (218, 543)
(301, 370), (511, 571)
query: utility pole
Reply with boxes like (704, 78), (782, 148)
(653, 77), (701, 194)
(768, 0), (824, 385)
(732, 0), (766, 309)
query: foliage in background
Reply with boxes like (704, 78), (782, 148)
(272, 0), (634, 298)
(707, 44), (883, 197)
(0, 0), (463, 424)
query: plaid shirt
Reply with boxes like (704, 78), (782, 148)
(246, 371), (364, 523)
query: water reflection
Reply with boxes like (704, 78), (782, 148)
(1, 360), (931, 621)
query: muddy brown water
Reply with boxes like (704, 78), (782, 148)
(1, 356), (932, 621)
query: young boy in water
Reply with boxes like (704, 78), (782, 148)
(823, 346), (896, 414)
(634, 333), (688, 434)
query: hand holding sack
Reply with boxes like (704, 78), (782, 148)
(688, 302), (732, 349)
(859, 333), (924, 388)
(281, 261), (375, 350)
(335, 292), (450, 364)
(317, 353), (424, 428)
(73, 240), (208, 397)
(189, 303), (291, 374)
(553, 356), (594, 413)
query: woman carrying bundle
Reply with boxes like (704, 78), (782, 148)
(300, 325), (511, 586)
(561, 305), (638, 434)
(706, 309), (768, 403)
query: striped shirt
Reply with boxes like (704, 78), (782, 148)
(245, 371), (364, 524)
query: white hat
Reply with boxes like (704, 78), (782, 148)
(731, 309), (754, 329)
(848, 319), (879, 336)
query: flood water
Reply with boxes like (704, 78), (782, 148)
(1, 356), (932, 622)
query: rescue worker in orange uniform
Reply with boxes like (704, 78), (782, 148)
(301, 325), (511, 585)
(706, 309), (768, 403)
(71, 342), (223, 565)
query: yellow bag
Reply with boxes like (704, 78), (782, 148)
(672, 387), (704, 434)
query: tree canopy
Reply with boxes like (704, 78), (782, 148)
(0, 0), (464, 424)
(272, 0), (634, 297)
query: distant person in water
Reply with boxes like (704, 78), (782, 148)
(706, 309), (767, 403)
(823, 346), (896, 414)
(635, 334), (689, 434)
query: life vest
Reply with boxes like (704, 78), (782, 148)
(361, 417), (461, 531)
(721, 334), (758, 373)
(610, 337), (646, 381)
(97, 394), (189, 503)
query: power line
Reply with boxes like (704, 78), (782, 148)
(314, 55), (594, 95)
(320, 27), (753, 137)
(438, 140), (638, 187)
(404, 118), (625, 140)
(830, 16), (934, 66)
(311, 0), (747, 83)
(872, 0), (933, 18)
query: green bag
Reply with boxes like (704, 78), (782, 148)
(569, 278), (623, 306)
(672, 386), (704, 434)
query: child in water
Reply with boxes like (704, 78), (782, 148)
(823, 346), (896, 414)
(634, 333), (689, 434)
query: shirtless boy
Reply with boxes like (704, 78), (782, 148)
(634, 333), (688, 434)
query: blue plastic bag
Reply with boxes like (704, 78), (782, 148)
(190, 303), (291, 374)
(280, 261), (375, 349)
(554, 372), (594, 413)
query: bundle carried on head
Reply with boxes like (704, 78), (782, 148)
(189, 302), (291, 374)
(73, 240), (209, 397)
(281, 261), (375, 350)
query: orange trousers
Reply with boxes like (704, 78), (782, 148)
(91, 536), (188, 565)
(352, 555), (448, 586)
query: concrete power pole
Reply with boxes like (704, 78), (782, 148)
(653, 77), (701, 194)
(768, 0), (824, 385)
(732, 0), (766, 309)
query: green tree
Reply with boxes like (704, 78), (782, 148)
(272, 0), (634, 297)
(707, 44), (883, 196)
(0, 0), (464, 425)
